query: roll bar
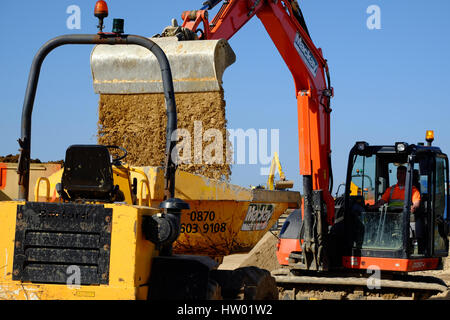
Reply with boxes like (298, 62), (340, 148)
(17, 33), (178, 201)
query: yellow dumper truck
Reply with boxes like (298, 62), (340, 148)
(0, 11), (298, 300)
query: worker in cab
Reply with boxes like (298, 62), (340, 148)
(368, 165), (421, 213)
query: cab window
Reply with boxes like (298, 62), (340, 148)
(350, 155), (375, 205)
(349, 154), (409, 251)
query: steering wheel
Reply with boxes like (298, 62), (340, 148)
(105, 145), (128, 164)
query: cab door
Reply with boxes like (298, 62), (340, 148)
(431, 155), (449, 257)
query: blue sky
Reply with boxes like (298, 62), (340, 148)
(1, 0), (449, 193)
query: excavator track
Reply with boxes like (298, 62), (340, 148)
(272, 268), (449, 300)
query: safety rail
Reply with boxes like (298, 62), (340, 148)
(34, 177), (51, 202)
(129, 167), (151, 206)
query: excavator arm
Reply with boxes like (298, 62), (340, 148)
(181, 0), (334, 270)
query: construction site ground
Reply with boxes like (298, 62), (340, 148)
(219, 231), (450, 300)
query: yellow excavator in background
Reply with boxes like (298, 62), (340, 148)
(266, 152), (294, 191)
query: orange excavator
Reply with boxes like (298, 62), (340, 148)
(174, 0), (450, 299)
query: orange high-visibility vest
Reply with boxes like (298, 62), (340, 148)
(381, 184), (421, 209)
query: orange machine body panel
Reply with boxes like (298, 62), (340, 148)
(277, 238), (301, 266)
(342, 256), (440, 272)
(0, 164), (6, 190)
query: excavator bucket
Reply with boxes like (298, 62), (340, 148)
(91, 36), (236, 93)
(91, 35), (236, 181)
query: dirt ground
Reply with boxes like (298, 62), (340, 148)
(98, 92), (231, 181)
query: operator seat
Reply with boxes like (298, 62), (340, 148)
(59, 145), (116, 201)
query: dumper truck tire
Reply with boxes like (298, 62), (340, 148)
(218, 267), (279, 300)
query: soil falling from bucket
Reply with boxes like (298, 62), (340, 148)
(98, 91), (231, 181)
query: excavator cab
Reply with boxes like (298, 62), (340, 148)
(342, 140), (449, 272)
(274, 138), (450, 298)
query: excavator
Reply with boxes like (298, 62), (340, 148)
(163, 0), (450, 299)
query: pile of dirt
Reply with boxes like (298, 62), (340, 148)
(0, 154), (50, 164)
(240, 232), (281, 272)
(219, 232), (282, 272)
(0, 154), (21, 163)
(98, 92), (231, 181)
